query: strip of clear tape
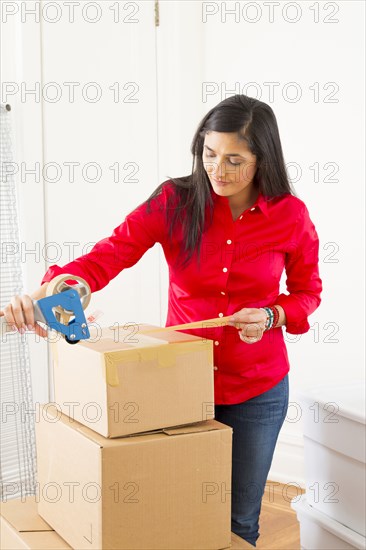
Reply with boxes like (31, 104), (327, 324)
(86, 309), (104, 324)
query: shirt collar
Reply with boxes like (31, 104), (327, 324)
(210, 186), (270, 218)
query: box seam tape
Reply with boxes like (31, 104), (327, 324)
(103, 341), (212, 387)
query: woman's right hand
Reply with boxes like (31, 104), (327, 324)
(0, 283), (49, 338)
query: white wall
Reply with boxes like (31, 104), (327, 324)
(2, 0), (364, 484)
(192, 0), (365, 484)
(155, 0), (365, 485)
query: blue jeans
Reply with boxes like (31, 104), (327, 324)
(214, 375), (289, 547)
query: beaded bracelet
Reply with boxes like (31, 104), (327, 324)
(272, 305), (280, 328)
(260, 307), (273, 330)
(260, 306), (280, 331)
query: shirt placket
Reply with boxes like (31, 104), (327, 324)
(213, 210), (235, 373)
(213, 204), (258, 374)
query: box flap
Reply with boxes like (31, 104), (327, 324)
(20, 530), (72, 549)
(0, 496), (53, 533)
(78, 327), (169, 353)
(108, 420), (227, 438)
(78, 324), (210, 354)
(163, 419), (230, 436)
(138, 324), (210, 343)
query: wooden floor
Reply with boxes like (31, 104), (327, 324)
(230, 481), (304, 549)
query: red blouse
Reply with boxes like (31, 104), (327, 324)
(41, 180), (322, 404)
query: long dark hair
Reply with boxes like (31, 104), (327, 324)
(144, 94), (296, 270)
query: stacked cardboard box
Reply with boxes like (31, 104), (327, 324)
(32, 323), (233, 549)
(48, 323), (216, 437)
(0, 497), (71, 550)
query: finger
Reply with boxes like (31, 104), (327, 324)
(34, 322), (48, 338)
(228, 311), (265, 326)
(240, 323), (264, 339)
(10, 295), (27, 332)
(1, 304), (18, 331)
(228, 309), (249, 325)
(2, 303), (18, 331)
(240, 312), (266, 324)
(239, 331), (262, 344)
(247, 321), (266, 333)
(231, 321), (265, 333)
(229, 321), (246, 330)
(21, 295), (35, 331)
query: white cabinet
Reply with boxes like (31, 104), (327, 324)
(292, 494), (365, 550)
(292, 383), (366, 548)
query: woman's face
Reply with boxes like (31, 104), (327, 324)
(202, 131), (257, 199)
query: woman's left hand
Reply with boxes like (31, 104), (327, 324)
(227, 308), (267, 344)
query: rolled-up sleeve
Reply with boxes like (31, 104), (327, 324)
(275, 202), (322, 334)
(40, 186), (168, 293)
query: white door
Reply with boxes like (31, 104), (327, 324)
(41, 0), (161, 339)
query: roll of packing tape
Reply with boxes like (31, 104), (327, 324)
(46, 274), (91, 308)
(46, 274), (91, 326)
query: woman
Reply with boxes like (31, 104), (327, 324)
(1, 94), (322, 546)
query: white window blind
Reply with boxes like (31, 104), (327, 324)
(0, 103), (37, 501)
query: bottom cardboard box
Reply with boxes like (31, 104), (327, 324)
(36, 405), (233, 550)
(0, 498), (251, 549)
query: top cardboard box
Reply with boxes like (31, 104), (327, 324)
(50, 323), (214, 437)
